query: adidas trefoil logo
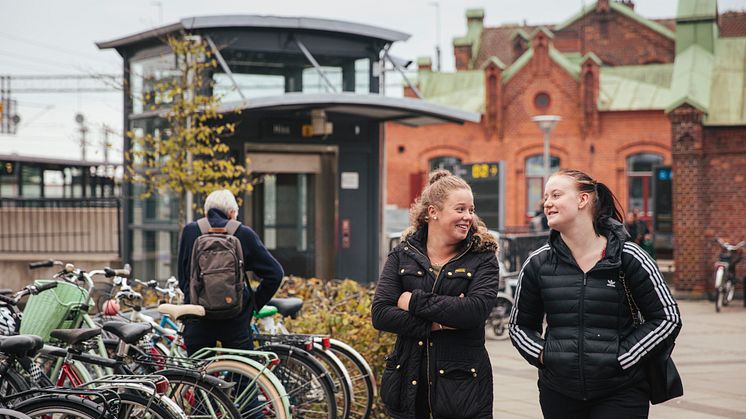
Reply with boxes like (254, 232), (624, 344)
(607, 279), (617, 288)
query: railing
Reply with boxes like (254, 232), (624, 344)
(0, 198), (121, 255)
(498, 231), (550, 275)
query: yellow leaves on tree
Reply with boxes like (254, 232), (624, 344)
(125, 34), (250, 227)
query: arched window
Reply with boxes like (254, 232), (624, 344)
(405, 156), (464, 204)
(525, 155), (560, 217)
(429, 156), (462, 172)
(627, 153), (663, 218)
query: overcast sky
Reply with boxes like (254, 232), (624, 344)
(1, 0), (744, 162)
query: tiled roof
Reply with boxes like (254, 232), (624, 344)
(720, 11), (746, 37)
(474, 25), (538, 69)
(555, 1), (674, 39)
(653, 18), (677, 32)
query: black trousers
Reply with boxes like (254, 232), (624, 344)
(539, 382), (650, 419)
(184, 317), (264, 419)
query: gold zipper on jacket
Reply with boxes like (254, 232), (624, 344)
(405, 239), (472, 417)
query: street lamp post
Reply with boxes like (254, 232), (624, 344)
(531, 115), (561, 185)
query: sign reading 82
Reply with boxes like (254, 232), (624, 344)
(470, 163), (499, 179)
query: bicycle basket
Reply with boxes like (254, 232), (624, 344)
(19, 280), (89, 342)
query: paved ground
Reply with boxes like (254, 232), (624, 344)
(487, 299), (746, 418)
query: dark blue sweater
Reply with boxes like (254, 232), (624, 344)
(177, 208), (284, 315)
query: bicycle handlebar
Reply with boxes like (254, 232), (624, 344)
(0, 281), (58, 306)
(104, 267), (131, 278)
(36, 281), (58, 293)
(28, 260), (62, 269)
(132, 278), (177, 296)
(716, 238), (746, 252)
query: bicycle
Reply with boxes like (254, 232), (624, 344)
(0, 334), (120, 419)
(254, 302), (352, 419)
(0, 282), (60, 337)
(36, 325), (189, 419)
(102, 276), (293, 419)
(21, 262), (233, 419)
(23, 260), (128, 379)
(486, 274), (517, 340)
(111, 275), (340, 419)
(713, 238), (746, 312)
(258, 298), (376, 419)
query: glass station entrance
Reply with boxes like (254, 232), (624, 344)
(244, 147), (336, 280)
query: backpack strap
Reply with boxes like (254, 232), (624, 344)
(225, 219), (241, 235)
(197, 217), (241, 235)
(196, 218), (211, 235)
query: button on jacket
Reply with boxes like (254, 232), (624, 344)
(372, 227), (499, 418)
(509, 219), (682, 400)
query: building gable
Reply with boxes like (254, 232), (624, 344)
(553, 1), (675, 65)
(501, 29), (584, 138)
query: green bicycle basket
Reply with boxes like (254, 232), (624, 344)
(19, 280), (89, 342)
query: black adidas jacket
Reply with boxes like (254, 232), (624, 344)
(508, 219), (681, 400)
(372, 227), (499, 418)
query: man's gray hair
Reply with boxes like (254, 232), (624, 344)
(204, 189), (239, 216)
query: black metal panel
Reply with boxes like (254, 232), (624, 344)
(337, 142), (373, 282)
(208, 29), (383, 59)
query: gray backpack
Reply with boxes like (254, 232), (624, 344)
(189, 218), (245, 319)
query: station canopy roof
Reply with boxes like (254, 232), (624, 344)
(217, 93), (481, 126)
(96, 15), (409, 50)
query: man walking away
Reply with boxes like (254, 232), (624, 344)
(177, 189), (284, 418)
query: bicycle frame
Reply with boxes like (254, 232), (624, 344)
(40, 344), (187, 419)
(115, 295), (291, 418)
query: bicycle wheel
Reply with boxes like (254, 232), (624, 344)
(158, 370), (241, 419)
(203, 359), (289, 419)
(260, 344), (337, 419)
(724, 279), (735, 306)
(309, 346), (351, 419)
(0, 408), (31, 419)
(486, 297), (512, 341)
(715, 267), (725, 312)
(12, 394), (106, 419)
(0, 366), (32, 397)
(328, 341), (375, 419)
(117, 392), (181, 419)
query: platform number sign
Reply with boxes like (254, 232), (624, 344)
(442, 161), (504, 231)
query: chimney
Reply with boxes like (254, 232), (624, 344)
(416, 56), (432, 72)
(466, 8), (484, 25)
(453, 8), (485, 71)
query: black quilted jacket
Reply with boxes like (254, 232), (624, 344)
(509, 219), (682, 400)
(372, 227), (499, 418)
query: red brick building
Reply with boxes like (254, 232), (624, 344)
(385, 0), (746, 294)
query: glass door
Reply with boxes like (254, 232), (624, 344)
(252, 173), (316, 278)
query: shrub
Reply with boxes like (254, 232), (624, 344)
(273, 276), (394, 418)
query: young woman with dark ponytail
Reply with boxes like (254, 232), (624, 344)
(372, 169), (499, 418)
(509, 169), (681, 418)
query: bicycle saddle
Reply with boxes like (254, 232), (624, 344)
(50, 327), (102, 346)
(267, 298), (304, 318)
(0, 334), (44, 357)
(102, 321), (152, 344)
(157, 303), (205, 321)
